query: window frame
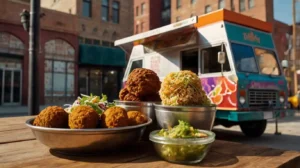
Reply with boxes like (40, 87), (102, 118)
(180, 47), (200, 75)
(125, 58), (144, 79)
(177, 0), (181, 9)
(112, 1), (120, 24)
(200, 44), (232, 76)
(101, 0), (109, 22)
(136, 6), (139, 16)
(218, 0), (225, 9)
(141, 3), (145, 15)
(191, 0), (196, 4)
(239, 0), (245, 12)
(248, 0), (255, 9)
(205, 5), (212, 14)
(82, 0), (92, 18)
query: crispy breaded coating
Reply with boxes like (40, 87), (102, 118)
(33, 106), (68, 128)
(159, 70), (211, 106)
(142, 93), (161, 102)
(126, 68), (161, 97)
(119, 87), (141, 101)
(127, 111), (148, 126)
(69, 106), (99, 129)
(101, 106), (129, 128)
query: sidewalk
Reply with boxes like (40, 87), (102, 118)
(0, 105), (48, 118)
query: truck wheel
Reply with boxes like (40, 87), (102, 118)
(239, 120), (267, 137)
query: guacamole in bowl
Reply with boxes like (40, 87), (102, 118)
(149, 121), (215, 164)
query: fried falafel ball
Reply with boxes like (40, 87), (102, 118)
(33, 106), (68, 128)
(159, 70), (211, 106)
(101, 106), (129, 128)
(142, 93), (161, 102)
(126, 68), (161, 97)
(127, 111), (148, 126)
(69, 105), (99, 129)
(119, 87), (141, 101)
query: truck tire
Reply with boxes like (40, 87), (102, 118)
(239, 120), (267, 137)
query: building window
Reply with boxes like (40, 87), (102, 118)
(102, 41), (110, 47)
(297, 36), (300, 48)
(112, 1), (120, 23)
(93, 40), (100, 45)
(201, 46), (230, 73)
(79, 37), (84, 44)
(248, 0), (255, 9)
(136, 6), (139, 16)
(82, 0), (91, 17)
(191, 0), (196, 4)
(176, 16), (181, 22)
(205, 5), (212, 14)
(102, 0), (109, 21)
(141, 22), (144, 32)
(44, 39), (75, 104)
(218, 0), (225, 9)
(177, 0), (181, 9)
(239, 0), (245, 12)
(136, 24), (139, 34)
(161, 0), (171, 26)
(85, 38), (92, 44)
(231, 0), (235, 11)
(141, 3), (145, 15)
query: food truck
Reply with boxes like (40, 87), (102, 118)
(115, 9), (291, 137)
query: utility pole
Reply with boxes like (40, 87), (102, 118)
(292, 0), (298, 95)
(28, 0), (40, 115)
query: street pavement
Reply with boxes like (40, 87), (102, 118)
(214, 112), (300, 151)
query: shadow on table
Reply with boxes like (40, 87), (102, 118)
(214, 128), (300, 151)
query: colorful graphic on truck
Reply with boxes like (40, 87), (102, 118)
(201, 76), (238, 110)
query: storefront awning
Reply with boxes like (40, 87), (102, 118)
(79, 44), (126, 67)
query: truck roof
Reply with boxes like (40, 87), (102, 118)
(115, 9), (273, 46)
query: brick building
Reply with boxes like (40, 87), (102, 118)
(41, 0), (134, 101)
(0, 0), (79, 106)
(134, 0), (289, 58)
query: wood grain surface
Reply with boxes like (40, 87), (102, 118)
(1, 116), (300, 168)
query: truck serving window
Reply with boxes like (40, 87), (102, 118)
(129, 59), (143, 74)
(181, 48), (199, 74)
(254, 48), (280, 75)
(231, 43), (259, 73)
(201, 46), (230, 74)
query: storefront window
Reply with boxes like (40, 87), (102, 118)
(44, 39), (75, 104)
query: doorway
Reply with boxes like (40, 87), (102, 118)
(0, 68), (22, 105)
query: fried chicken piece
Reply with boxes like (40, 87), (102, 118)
(159, 70), (211, 106)
(33, 106), (68, 128)
(69, 105), (99, 129)
(141, 93), (161, 102)
(126, 68), (161, 97)
(127, 111), (148, 126)
(119, 87), (141, 101)
(101, 106), (129, 128)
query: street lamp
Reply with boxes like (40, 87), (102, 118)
(20, 0), (41, 116)
(20, 9), (30, 32)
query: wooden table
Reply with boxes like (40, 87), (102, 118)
(1, 116), (300, 168)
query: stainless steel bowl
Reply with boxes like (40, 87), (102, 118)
(154, 104), (216, 130)
(114, 100), (160, 132)
(25, 118), (152, 154)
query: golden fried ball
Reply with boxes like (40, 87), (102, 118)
(69, 105), (99, 129)
(159, 70), (211, 106)
(33, 106), (68, 128)
(101, 106), (129, 128)
(127, 111), (148, 126)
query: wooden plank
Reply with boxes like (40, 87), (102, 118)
(0, 116), (33, 127)
(0, 128), (35, 144)
(1, 139), (299, 168)
(0, 140), (152, 168)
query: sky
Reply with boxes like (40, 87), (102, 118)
(274, 0), (300, 24)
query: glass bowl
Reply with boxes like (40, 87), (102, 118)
(149, 129), (215, 164)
